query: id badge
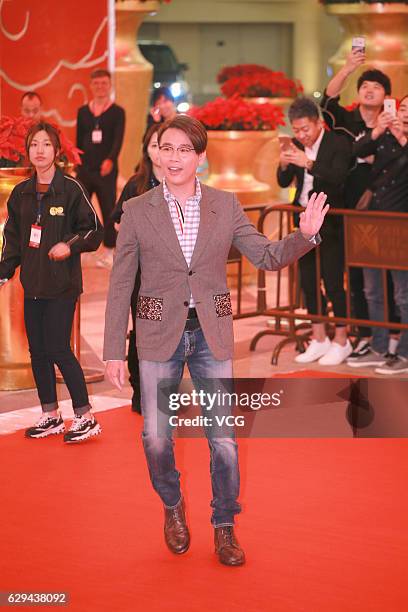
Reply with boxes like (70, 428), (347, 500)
(29, 224), (42, 248)
(92, 129), (103, 144)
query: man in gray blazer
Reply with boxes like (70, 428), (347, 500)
(104, 115), (328, 566)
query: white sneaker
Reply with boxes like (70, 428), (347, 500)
(295, 337), (331, 363)
(318, 340), (353, 365)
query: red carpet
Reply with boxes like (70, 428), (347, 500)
(1, 406), (407, 612)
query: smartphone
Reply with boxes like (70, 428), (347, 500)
(352, 37), (365, 53)
(278, 134), (293, 152)
(384, 98), (397, 117)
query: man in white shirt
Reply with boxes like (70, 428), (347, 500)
(277, 97), (353, 365)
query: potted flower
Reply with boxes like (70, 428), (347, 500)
(189, 95), (285, 203)
(217, 64), (303, 110)
(320, 0), (408, 104)
(219, 65), (303, 108)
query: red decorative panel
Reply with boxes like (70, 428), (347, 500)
(0, 0), (109, 140)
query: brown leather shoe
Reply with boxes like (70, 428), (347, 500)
(164, 498), (190, 554)
(214, 526), (245, 566)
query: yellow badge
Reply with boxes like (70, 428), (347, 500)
(50, 206), (64, 216)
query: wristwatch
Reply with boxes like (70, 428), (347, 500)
(305, 158), (314, 172)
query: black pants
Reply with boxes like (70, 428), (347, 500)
(77, 167), (117, 248)
(24, 297), (90, 414)
(299, 224), (346, 323)
(129, 268), (141, 407)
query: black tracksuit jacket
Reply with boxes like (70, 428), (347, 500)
(0, 167), (103, 298)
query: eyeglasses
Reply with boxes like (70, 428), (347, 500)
(159, 145), (196, 158)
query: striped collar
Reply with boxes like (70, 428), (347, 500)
(162, 177), (202, 207)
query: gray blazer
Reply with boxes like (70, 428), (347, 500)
(103, 182), (316, 362)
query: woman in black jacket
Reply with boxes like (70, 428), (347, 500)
(0, 122), (103, 442)
(111, 123), (163, 413)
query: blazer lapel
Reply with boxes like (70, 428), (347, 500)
(144, 186), (187, 267)
(190, 184), (218, 268)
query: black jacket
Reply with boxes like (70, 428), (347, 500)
(277, 130), (351, 227)
(0, 167), (103, 298)
(354, 130), (408, 212)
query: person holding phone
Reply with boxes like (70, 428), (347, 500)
(0, 122), (103, 442)
(278, 97), (352, 365)
(347, 96), (408, 374)
(320, 48), (393, 359)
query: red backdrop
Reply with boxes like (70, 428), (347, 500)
(0, 0), (109, 140)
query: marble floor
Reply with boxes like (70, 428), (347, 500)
(0, 249), (395, 434)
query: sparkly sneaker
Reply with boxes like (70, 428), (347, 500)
(63, 415), (101, 443)
(25, 413), (65, 439)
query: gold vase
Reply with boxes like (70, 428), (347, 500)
(243, 96), (294, 108)
(205, 130), (276, 205)
(326, 3), (408, 105)
(204, 131), (278, 285)
(115, 1), (160, 179)
(0, 168), (35, 390)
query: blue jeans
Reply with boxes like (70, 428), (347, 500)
(363, 268), (408, 357)
(139, 325), (241, 527)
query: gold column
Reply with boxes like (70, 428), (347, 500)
(326, 3), (408, 105)
(115, 0), (160, 180)
(0, 170), (35, 390)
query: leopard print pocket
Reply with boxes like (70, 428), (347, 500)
(213, 292), (233, 317)
(136, 296), (163, 321)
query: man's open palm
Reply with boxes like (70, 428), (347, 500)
(299, 191), (329, 239)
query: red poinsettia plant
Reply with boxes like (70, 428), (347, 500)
(0, 116), (82, 167)
(221, 69), (304, 99)
(189, 95), (285, 131)
(217, 64), (271, 84)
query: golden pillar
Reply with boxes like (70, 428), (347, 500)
(115, 0), (160, 180)
(326, 3), (408, 105)
(0, 170), (35, 390)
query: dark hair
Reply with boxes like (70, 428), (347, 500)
(357, 70), (391, 96)
(90, 69), (111, 80)
(157, 115), (207, 154)
(21, 91), (42, 104)
(132, 124), (162, 194)
(399, 94), (408, 106)
(25, 122), (61, 160)
(152, 86), (174, 105)
(288, 97), (320, 123)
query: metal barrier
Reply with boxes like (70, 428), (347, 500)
(249, 204), (408, 364)
(231, 203), (271, 320)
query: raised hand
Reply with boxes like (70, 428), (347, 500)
(299, 192), (329, 240)
(372, 111), (393, 140)
(345, 49), (366, 75)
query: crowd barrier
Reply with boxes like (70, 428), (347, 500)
(233, 204), (408, 364)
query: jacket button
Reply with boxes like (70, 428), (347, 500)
(188, 271), (193, 276)
(184, 301), (189, 307)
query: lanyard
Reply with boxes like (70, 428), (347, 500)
(35, 191), (46, 225)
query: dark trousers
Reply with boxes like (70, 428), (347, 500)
(129, 268), (141, 406)
(299, 224), (346, 323)
(24, 297), (91, 414)
(77, 167), (117, 248)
